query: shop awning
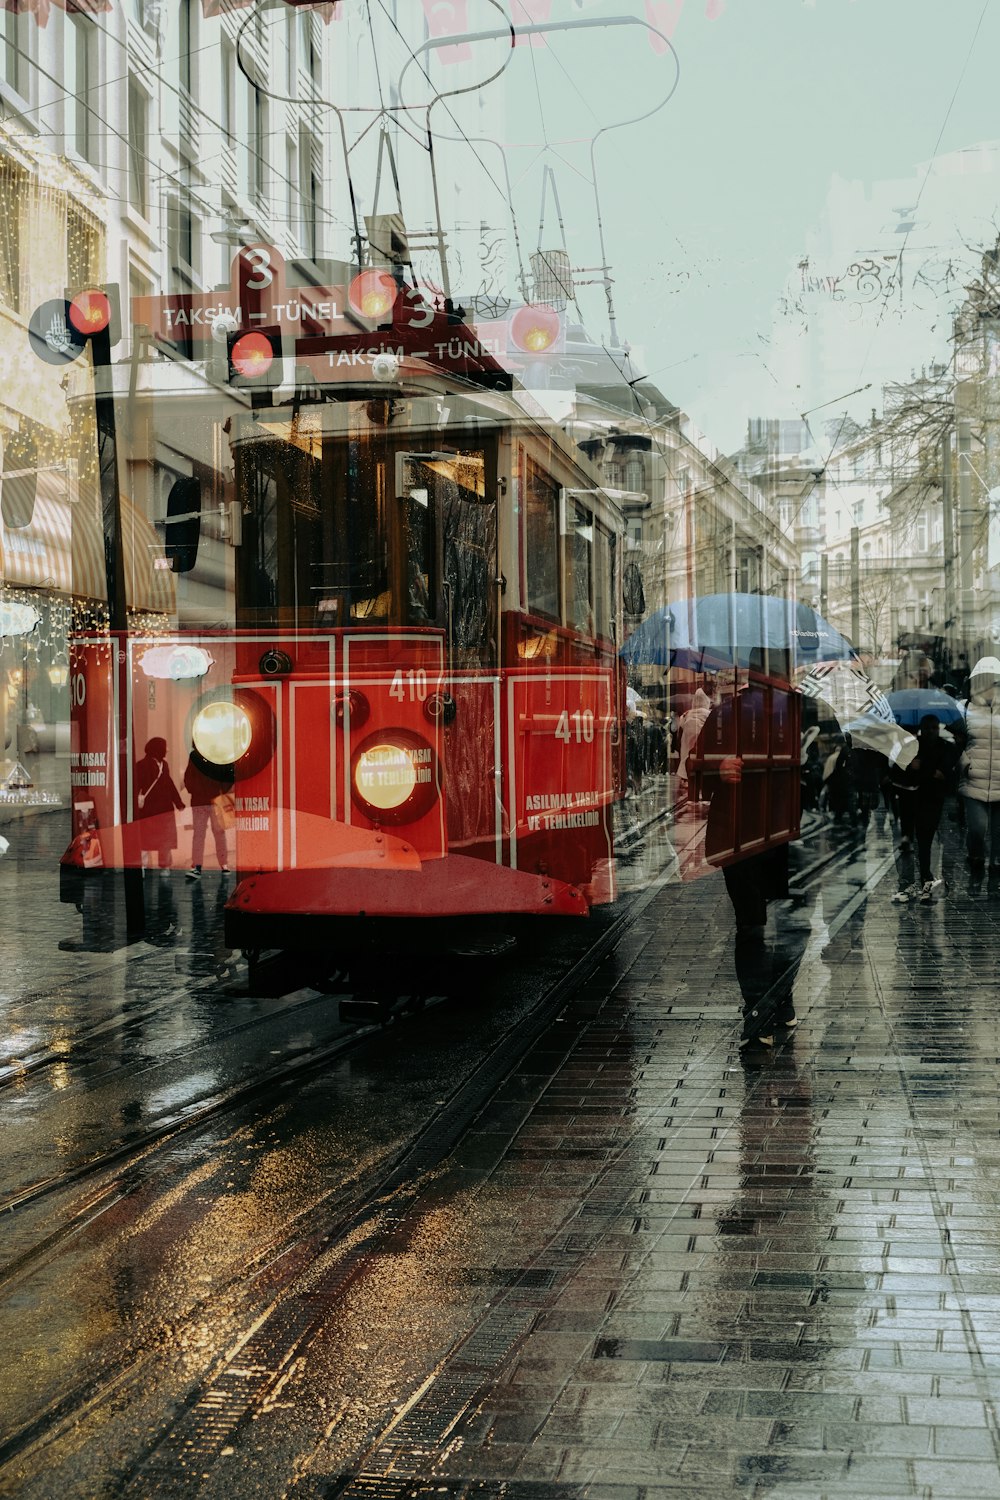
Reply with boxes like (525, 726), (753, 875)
(0, 472), (176, 615)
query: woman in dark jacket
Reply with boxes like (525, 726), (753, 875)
(891, 715), (958, 902)
(183, 754), (232, 878)
(134, 737), (184, 869)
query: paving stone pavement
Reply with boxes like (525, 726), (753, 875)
(316, 826), (1000, 1500)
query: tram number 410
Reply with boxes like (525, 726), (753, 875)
(554, 709), (594, 744)
(389, 668), (429, 702)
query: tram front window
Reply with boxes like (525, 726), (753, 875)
(233, 409), (495, 664)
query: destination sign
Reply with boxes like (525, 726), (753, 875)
(130, 243), (559, 385)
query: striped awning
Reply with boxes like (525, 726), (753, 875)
(0, 473), (176, 615)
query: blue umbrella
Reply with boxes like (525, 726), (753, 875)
(620, 593), (856, 669)
(885, 688), (964, 727)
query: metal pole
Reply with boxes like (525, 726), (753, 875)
(820, 552), (828, 620)
(850, 525), (861, 650)
(957, 414), (977, 651)
(941, 426), (955, 659)
(92, 340), (145, 937)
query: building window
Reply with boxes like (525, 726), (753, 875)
(852, 500), (863, 524)
(286, 138), (298, 242)
(178, 0), (193, 94)
(0, 156), (23, 310)
(299, 129), (319, 260)
(128, 263), (152, 329)
(169, 196), (197, 288)
(916, 514), (927, 552)
(127, 75), (148, 217)
(221, 42), (235, 146)
(1, 8), (28, 98)
(286, 8), (297, 91)
(250, 84), (266, 202)
(167, 194), (198, 356)
(303, 13), (320, 86)
(67, 207), (101, 290)
(67, 16), (98, 165)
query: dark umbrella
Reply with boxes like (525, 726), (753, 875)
(885, 688), (964, 727)
(620, 593), (856, 669)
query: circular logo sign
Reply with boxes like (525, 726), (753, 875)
(27, 300), (86, 365)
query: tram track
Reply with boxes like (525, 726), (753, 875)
(112, 832), (891, 1499)
(0, 985), (375, 1225)
(0, 823), (885, 1490)
(1, 819), (874, 1233)
(0, 853), (681, 1484)
(0, 968), (336, 1095)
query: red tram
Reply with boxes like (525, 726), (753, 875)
(60, 284), (627, 963)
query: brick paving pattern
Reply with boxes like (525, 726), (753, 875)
(319, 829), (1000, 1500)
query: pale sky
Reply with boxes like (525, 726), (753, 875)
(338, 1), (1000, 453)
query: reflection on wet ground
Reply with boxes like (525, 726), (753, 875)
(4, 807), (1000, 1496)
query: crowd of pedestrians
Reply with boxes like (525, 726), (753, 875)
(624, 649), (1000, 1060)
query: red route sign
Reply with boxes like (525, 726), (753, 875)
(130, 243), (549, 385)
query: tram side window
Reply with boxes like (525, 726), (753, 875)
(524, 458), (559, 621)
(237, 437), (279, 617)
(593, 522), (616, 643)
(567, 501), (594, 635)
(398, 457), (435, 624)
(399, 450), (496, 666)
(441, 454), (494, 666)
(349, 439), (390, 620)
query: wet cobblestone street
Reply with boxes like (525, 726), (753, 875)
(6, 814), (1000, 1498)
(299, 827), (1000, 1500)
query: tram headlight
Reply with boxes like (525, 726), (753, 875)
(192, 701), (253, 766)
(351, 730), (439, 825)
(354, 742), (417, 812)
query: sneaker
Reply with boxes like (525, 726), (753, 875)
(186, 867), (201, 881)
(739, 1033), (774, 1049)
(919, 878), (943, 902)
(891, 884), (918, 903)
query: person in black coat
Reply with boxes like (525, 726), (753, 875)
(891, 714), (958, 902)
(183, 753), (233, 878)
(694, 687), (810, 1057)
(134, 737), (184, 869)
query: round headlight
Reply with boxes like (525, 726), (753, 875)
(192, 701), (253, 766)
(354, 742), (418, 812)
(350, 731), (439, 825)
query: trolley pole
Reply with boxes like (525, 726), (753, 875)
(91, 334), (145, 937)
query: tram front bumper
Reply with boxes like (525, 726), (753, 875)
(223, 854), (589, 953)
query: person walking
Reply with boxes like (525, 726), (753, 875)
(694, 685), (809, 1057)
(891, 715), (956, 903)
(183, 753), (233, 879)
(134, 737), (184, 870)
(958, 655), (1000, 873)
